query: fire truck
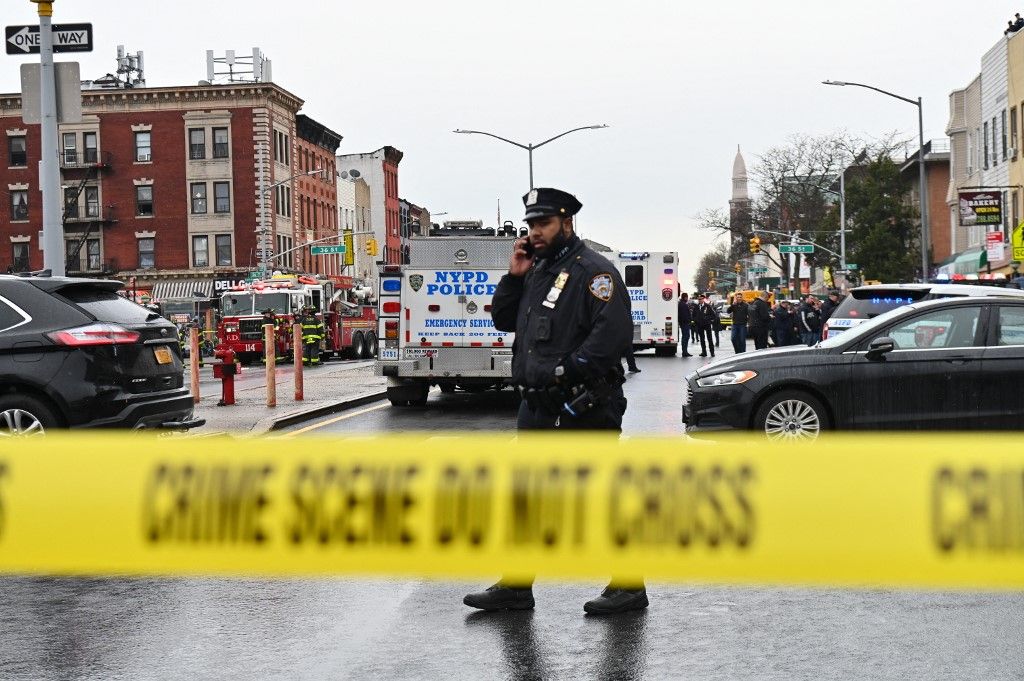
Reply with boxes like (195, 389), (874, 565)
(375, 232), (516, 406)
(217, 273), (377, 365)
(612, 251), (681, 356)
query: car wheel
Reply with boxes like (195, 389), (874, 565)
(754, 390), (829, 441)
(363, 332), (378, 359)
(351, 332), (366, 359)
(0, 395), (59, 437)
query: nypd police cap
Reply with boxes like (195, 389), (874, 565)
(522, 187), (583, 221)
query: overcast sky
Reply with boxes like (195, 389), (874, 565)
(1, 1), (1018, 281)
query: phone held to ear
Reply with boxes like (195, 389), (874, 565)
(520, 240), (535, 257)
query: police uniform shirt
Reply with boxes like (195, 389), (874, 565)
(491, 235), (632, 389)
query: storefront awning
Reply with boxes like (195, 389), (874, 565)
(151, 279), (213, 301)
(936, 248), (987, 276)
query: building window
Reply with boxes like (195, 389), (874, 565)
(86, 238), (101, 271)
(8, 135), (26, 166)
(984, 121), (990, 170)
(190, 183), (207, 214)
(63, 187), (79, 218)
(84, 132), (98, 164)
(213, 127), (229, 158)
(136, 186), (153, 216)
(275, 185), (291, 217)
(84, 186), (99, 218)
(62, 132), (77, 164)
(213, 181), (230, 213)
(138, 237), (155, 269)
(1013, 108), (1019, 159)
(189, 128), (206, 160)
(1003, 110), (1009, 161)
(10, 190), (28, 221)
(135, 131), (151, 162)
(11, 243), (29, 272)
(192, 235), (209, 267)
(215, 234), (232, 266)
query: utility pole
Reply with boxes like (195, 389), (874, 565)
(35, 0), (64, 275)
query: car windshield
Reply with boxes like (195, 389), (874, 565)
(829, 288), (930, 320)
(818, 304), (921, 349)
(253, 292), (291, 314)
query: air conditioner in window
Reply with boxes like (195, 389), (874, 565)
(1010, 147), (1018, 159)
(137, 154), (151, 162)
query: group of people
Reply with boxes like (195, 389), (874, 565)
(676, 289), (845, 356)
(1005, 13), (1024, 34)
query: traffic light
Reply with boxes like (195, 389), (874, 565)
(749, 235), (761, 254)
(734, 262), (741, 273)
(708, 278), (716, 289)
(365, 238), (378, 257)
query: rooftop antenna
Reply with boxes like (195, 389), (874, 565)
(206, 48), (272, 84)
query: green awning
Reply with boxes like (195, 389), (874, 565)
(937, 248), (987, 276)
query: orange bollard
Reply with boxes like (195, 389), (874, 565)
(189, 326), (200, 405)
(265, 323), (276, 407)
(294, 322), (304, 401)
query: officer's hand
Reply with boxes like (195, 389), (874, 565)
(509, 237), (534, 277)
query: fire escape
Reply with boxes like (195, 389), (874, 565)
(61, 148), (118, 274)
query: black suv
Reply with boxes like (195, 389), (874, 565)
(0, 274), (204, 435)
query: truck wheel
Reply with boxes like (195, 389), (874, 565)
(351, 332), (366, 359)
(363, 332), (378, 359)
(654, 346), (677, 357)
(386, 384), (429, 407)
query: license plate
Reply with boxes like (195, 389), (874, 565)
(380, 347), (399, 361)
(153, 346), (173, 365)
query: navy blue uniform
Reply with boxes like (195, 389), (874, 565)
(491, 235), (631, 430)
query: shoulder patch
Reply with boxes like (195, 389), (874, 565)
(589, 273), (614, 302)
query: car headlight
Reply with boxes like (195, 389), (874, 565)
(696, 370), (758, 387)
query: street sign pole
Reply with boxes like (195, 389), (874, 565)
(36, 1), (63, 276)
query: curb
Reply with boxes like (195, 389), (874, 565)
(261, 390), (389, 433)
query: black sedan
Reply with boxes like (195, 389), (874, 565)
(0, 273), (203, 435)
(683, 296), (1024, 438)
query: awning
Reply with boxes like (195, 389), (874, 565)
(151, 279), (213, 301)
(936, 248), (987, 276)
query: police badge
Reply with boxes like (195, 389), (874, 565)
(409, 274), (424, 292)
(526, 189), (539, 206)
(589, 273), (614, 301)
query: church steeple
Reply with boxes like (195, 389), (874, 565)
(731, 145), (749, 201)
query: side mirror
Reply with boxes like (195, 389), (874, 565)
(866, 336), (895, 360)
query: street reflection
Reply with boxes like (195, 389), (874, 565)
(586, 609), (648, 681)
(465, 609), (549, 680)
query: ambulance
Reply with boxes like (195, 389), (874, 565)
(376, 231), (517, 406)
(612, 251), (680, 356)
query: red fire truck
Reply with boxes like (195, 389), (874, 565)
(217, 274), (377, 365)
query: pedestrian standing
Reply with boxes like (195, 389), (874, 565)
(689, 296), (700, 343)
(677, 292), (693, 357)
(819, 290), (843, 327)
(693, 294), (716, 357)
(772, 301), (792, 346)
(748, 291), (771, 350)
(463, 187), (646, 616)
(799, 295), (822, 346)
(624, 343), (641, 373)
(711, 304), (722, 348)
(298, 305), (324, 366)
(727, 294), (749, 353)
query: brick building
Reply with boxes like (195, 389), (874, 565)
(0, 82), (341, 301)
(294, 114), (342, 276)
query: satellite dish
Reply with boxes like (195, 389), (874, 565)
(349, 169), (361, 178)
(339, 171), (349, 179)
(198, 80), (211, 86)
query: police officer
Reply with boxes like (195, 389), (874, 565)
(298, 305), (324, 366)
(462, 187), (648, 615)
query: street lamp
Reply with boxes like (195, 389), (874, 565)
(453, 125), (609, 189)
(258, 167), (326, 275)
(822, 80), (928, 281)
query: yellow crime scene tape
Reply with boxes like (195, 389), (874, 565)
(0, 433), (1022, 588)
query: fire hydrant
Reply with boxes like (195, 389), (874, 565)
(213, 347), (240, 406)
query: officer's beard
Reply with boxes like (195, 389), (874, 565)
(536, 223), (572, 260)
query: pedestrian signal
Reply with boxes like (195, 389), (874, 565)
(749, 236), (761, 254)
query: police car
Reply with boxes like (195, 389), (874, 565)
(823, 281), (1024, 339)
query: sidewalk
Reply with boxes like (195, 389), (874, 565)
(184, 359), (387, 435)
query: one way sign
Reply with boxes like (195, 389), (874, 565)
(5, 24), (93, 55)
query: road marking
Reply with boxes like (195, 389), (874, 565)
(283, 402), (389, 437)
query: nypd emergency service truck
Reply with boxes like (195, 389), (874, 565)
(376, 234), (517, 406)
(612, 251), (680, 356)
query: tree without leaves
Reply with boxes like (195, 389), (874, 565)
(692, 243), (732, 293)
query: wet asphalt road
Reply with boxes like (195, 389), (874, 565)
(6, 343), (1024, 679)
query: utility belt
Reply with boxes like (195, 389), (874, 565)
(520, 365), (623, 418)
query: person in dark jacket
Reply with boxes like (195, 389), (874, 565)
(772, 301), (792, 347)
(748, 291), (772, 350)
(677, 292), (693, 357)
(799, 295), (822, 346)
(819, 290), (842, 326)
(726, 294), (749, 353)
(464, 186), (646, 616)
(692, 294), (716, 357)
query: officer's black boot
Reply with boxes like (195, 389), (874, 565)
(463, 582), (535, 611)
(583, 584), (649, 615)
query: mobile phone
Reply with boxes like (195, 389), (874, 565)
(520, 239), (535, 257)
